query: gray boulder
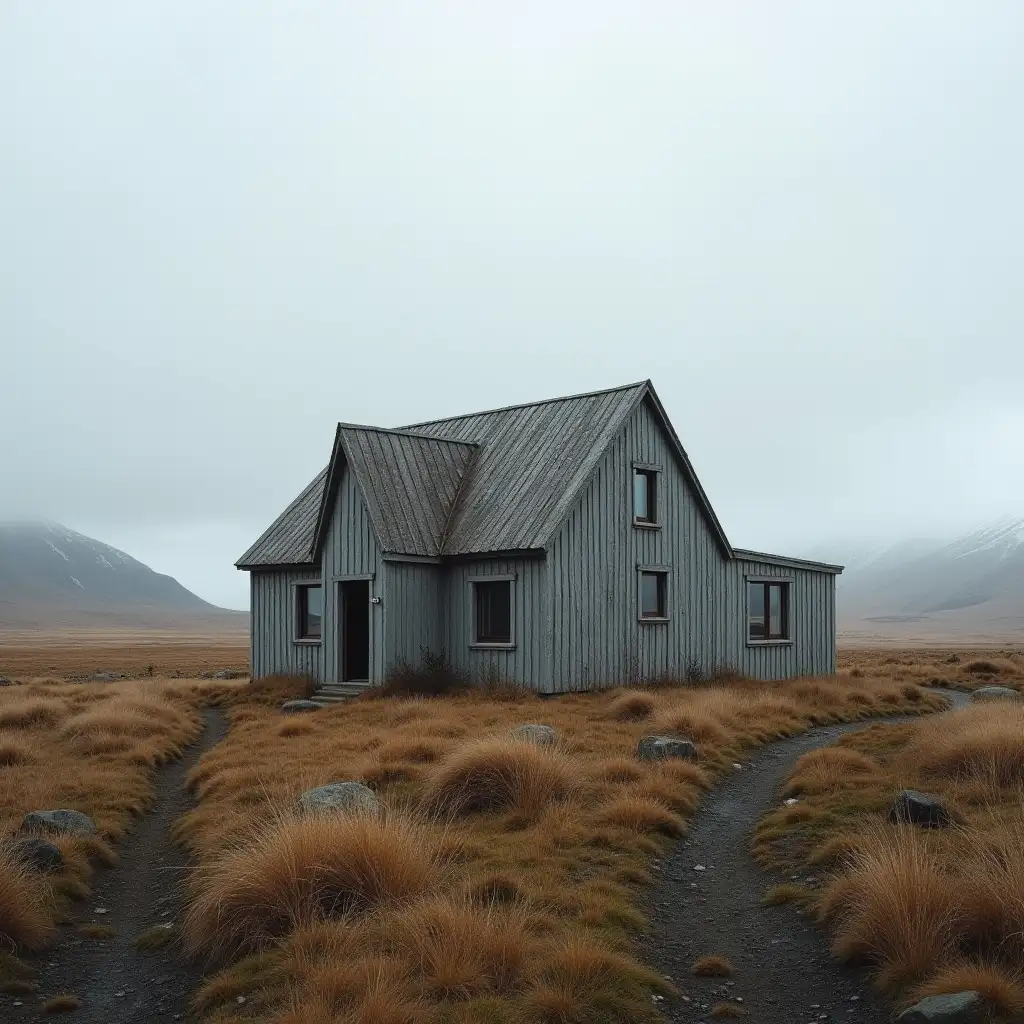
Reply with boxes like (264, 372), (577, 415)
(0, 677), (13, 686)
(92, 672), (115, 682)
(897, 991), (985, 1024)
(971, 685), (1020, 701)
(280, 699), (326, 714)
(511, 724), (559, 746)
(298, 782), (379, 815)
(21, 809), (97, 836)
(214, 669), (244, 680)
(890, 789), (951, 828)
(9, 837), (64, 873)
(637, 736), (698, 762)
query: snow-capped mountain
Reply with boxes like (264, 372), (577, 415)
(827, 516), (1024, 636)
(0, 520), (238, 628)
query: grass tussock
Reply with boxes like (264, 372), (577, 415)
(76, 922), (115, 939)
(693, 954), (733, 977)
(0, 846), (56, 950)
(177, 668), (943, 1022)
(0, 731), (36, 766)
(42, 994), (80, 1013)
(757, 693), (1024, 1008)
(710, 1003), (747, 1018)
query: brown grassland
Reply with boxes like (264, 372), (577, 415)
(0, 676), (244, 966)
(174, 671), (948, 1024)
(755, 649), (1024, 1017)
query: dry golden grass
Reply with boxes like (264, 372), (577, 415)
(755, 697), (1024, 1009)
(0, 677), (238, 954)
(839, 647), (1024, 693)
(692, 954), (734, 977)
(178, 672), (939, 1022)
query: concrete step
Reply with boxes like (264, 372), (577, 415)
(313, 682), (372, 703)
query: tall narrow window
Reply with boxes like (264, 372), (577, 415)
(747, 582), (789, 641)
(296, 584), (322, 640)
(634, 469), (657, 523)
(639, 571), (667, 619)
(474, 580), (512, 644)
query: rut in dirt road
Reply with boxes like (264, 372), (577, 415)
(642, 690), (971, 1024)
(12, 707), (227, 1024)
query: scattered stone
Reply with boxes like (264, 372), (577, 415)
(21, 809), (98, 836)
(971, 686), (1020, 702)
(889, 789), (951, 828)
(280, 699), (326, 714)
(214, 669), (244, 680)
(92, 672), (116, 682)
(298, 781), (379, 816)
(0, 677), (13, 686)
(8, 836), (63, 873)
(784, 797), (800, 806)
(95, 907), (108, 915)
(511, 724), (559, 746)
(636, 735), (698, 762)
(693, 864), (706, 871)
(897, 990), (985, 1024)
(237, 996), (247, 1005)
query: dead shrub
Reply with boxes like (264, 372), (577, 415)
(380, 650), (472, 698)
(421, 738), (576, 818)
(184, 811), (445, 961)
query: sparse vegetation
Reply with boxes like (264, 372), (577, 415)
(177, 672), (938, 1022)
(755, 693), (1024, 1009)
(693, 954), (734, 977)
(76, 922), (115, 939)
(42, 994), (81, 1013)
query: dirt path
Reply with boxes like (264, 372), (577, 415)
(15, 708), (227, 1023)
(642, 690), (971, 1024)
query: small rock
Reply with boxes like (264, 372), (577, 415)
(280, 699), (326, 714)
(511, 724), (559, 746)
(92, 672), (116, 682)
(784, 797), (800, 806)
(298, 781), (379, 816)
(0, 677), (13, 686)
(693, 864), (706, 871)
(732, 762), (743, 770)
(897, 990), (986, 1024)
(971, 686), (1019, 702)
(636, 735), (698, 761)
(890, 789), (951, 828)
(21, 809), (98, 836)
(236, 996), (247, 1005)
(8, 836), (63, 873)
(95, 907), (108, 915)
(214, 669), (244, 680)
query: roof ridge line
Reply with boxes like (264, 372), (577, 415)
(401, 379), (651, 429)
(337, 422), (480, 445)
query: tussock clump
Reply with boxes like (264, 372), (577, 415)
(817, 825), (957, 990)
(421, 738), (576, 817)
(597, 797), (685, 837)
(965, 659), (1006, 675)
(42, 994), (80, 1013)
(693, 954), (733, 977)
(184, 811), (445, 961)
(0, 847), (55, 950)
(652, 707), (729, 747)
(908, 961), (1024, 1017)
(277, 719), (315, 738)
(785, 747), (879, 796)
(0, 698), (64, 729)
(0, 731), (35, 766)
(607, 691), (658, 722)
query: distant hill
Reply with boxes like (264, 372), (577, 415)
(0, 521), (246, 630)
(818, 517), (1024, 644)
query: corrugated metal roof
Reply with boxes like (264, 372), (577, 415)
(236, 468), (326, 567)
(237, 380), (735, 568)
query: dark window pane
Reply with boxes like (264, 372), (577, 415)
(769, 584), (782, 638)
(640, 572), (664, 618)
(475, 581), (511, 643)
(747, 582), (766, 639)
(299, 585), (322, 639)
(634, 471), (649, 520)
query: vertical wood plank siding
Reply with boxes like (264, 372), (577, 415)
(442, 558), (549, 689)
(250, 568), (324, 681)
(383, 561), (442, 671)
(547, 399), (836, 690)
(321, 468), (384, 683)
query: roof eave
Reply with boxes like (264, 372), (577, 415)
(732, 548), (844, 574)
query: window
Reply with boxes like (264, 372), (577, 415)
(296, 584), (322, 640)
(633, 469), (658, 524)
(474, 580), (512, 644)
(639, 571), (667, 619)
(747, 581), (789, 641)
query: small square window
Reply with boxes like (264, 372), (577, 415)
(634, 469), (657, 523)
(639, 571), (666, 619)
(296, 584), (322, 640)
(747, 581), (789, 641)
(474, 580), (511, 644)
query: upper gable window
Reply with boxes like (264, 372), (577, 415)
(633, 467), (659, 525)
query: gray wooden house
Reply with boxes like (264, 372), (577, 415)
(237, 381), (842, 695)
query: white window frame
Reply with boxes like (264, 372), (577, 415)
(467, 572), (517, 650)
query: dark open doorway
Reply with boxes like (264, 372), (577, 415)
(340, 580), (370, 682)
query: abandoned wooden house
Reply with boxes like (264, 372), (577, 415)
(237, 381), (842, 695)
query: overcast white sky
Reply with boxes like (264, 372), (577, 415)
(3, 2), (1023, 610)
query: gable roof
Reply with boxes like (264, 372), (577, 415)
(239, 380), (838, 570)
